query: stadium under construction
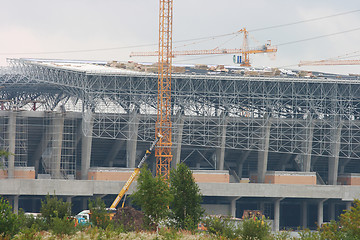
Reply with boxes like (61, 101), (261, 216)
(1, 58), (360, 230)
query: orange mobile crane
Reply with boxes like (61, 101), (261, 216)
(131, 28), (277, 67)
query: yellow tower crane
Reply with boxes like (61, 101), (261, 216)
(131, 28), (277, 67)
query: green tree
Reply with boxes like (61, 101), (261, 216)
(319, 199), (360, 240)
(131, 164), (172, 228)
(0, 196), (20, 237)
(88, 197), (111, 229)
(40, 194), (71, 225)
(170, 163), (204, 230)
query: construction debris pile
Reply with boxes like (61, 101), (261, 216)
(112, 206), (147, 231)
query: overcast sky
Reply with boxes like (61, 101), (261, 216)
(0, 0), (359, 74)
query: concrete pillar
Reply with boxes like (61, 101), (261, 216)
(67, 196), (72, 213)
(81, 113), (93, 180)
(258, 118), (271, 183)
(274, 198), (283, 232)
(231, 197), (241, 218)
(317, 199), (326, 228)
(346, 201), (352, 211)
(278, 154), (292, 171)
(300, 121), (314, 172)
(329, 202), (336, 221)
(238, 151), (250, 179)
(82, 198), (87, 210)
(259, 202), (265, 215)
(126, 111), (139, 168)
(13, 195), (19, 214)
(52, 114), (65, 179)
(106, 140), (125, 167)
(328, 123), (342, 185)
(301, 201), (308, 229)
(172, 114), (184, 168)
(216, 117), (227, 170)
(32, 123), (52, 178)
(7, 111), (16, 179)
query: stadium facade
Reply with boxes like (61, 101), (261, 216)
(1, 58), (360, 230)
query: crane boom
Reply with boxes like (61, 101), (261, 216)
(109, 134), (162, 209)
(130, 28), (276, 67)
(130, 45), (276, 57)
(299, 59), (360, 66)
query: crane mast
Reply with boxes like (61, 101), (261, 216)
(156, 0), (173, 180)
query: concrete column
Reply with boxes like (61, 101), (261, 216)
(329, 202), (336, 221)
(216, 117), (227, 170)
(7, 111), (16, 179)
(106, 140), (125, 167)
(278, 154), (292, 171)
(126, 111), (139, 168)
(300, 121), (314, 172)
(346, 201), (352, 211)
(13, 195), (19, 214)
(231, 197), (241, 218)
(32, 124), (51, 178)
(238, 151), (250, 179)
(328, 123), (342, 185)
(172, 114), (184, 168)
(301, 201), (308, 229)
(81, 113), (93, 180)
(259, 202), (265, 215)
(258, 118), (271, 183)
(52, 114), (65, 179)
(274, 198), (283, 232)
(67, 196), (72, 213)
(82, 198), (87, 210)
(317, 199), (326, 228)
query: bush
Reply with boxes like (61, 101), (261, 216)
(50, 217), (76, 236)
(0, 197), (20, 237)
(88, 197), (111, 229)
(240, 217), (272, 240)
(204, 215), (241, 239)
(298, 228), (320, 240)
(40, 194), (71, 226)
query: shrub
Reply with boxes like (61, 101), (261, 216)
(0, 197), (20, 237)
(50, 217), (76, 236)
(240, 217), (272, 240)
(40, 194), (71, 226)
(298, 228), (321, 240)
(204, 215), (241, 239)
(88, 197), (111, 229)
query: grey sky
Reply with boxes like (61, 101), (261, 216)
(0, 0), (359, 74)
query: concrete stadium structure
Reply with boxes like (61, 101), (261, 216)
(1, 58), (360, 230)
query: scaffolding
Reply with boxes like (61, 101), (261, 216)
(40, 112), (77, 179)
(4, 59), (360, 177)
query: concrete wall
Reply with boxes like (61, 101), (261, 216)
(250, 171), (316, 185)
(338, 173), (360, 185)
(192, 170), (229, 183)
(0, 167), (35, 179)
(88, 167), (135, 181)
(202, 204), (231, 216)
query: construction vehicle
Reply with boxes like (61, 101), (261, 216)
(73, 134), (162, 223)
(109, 133), (162, 210)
